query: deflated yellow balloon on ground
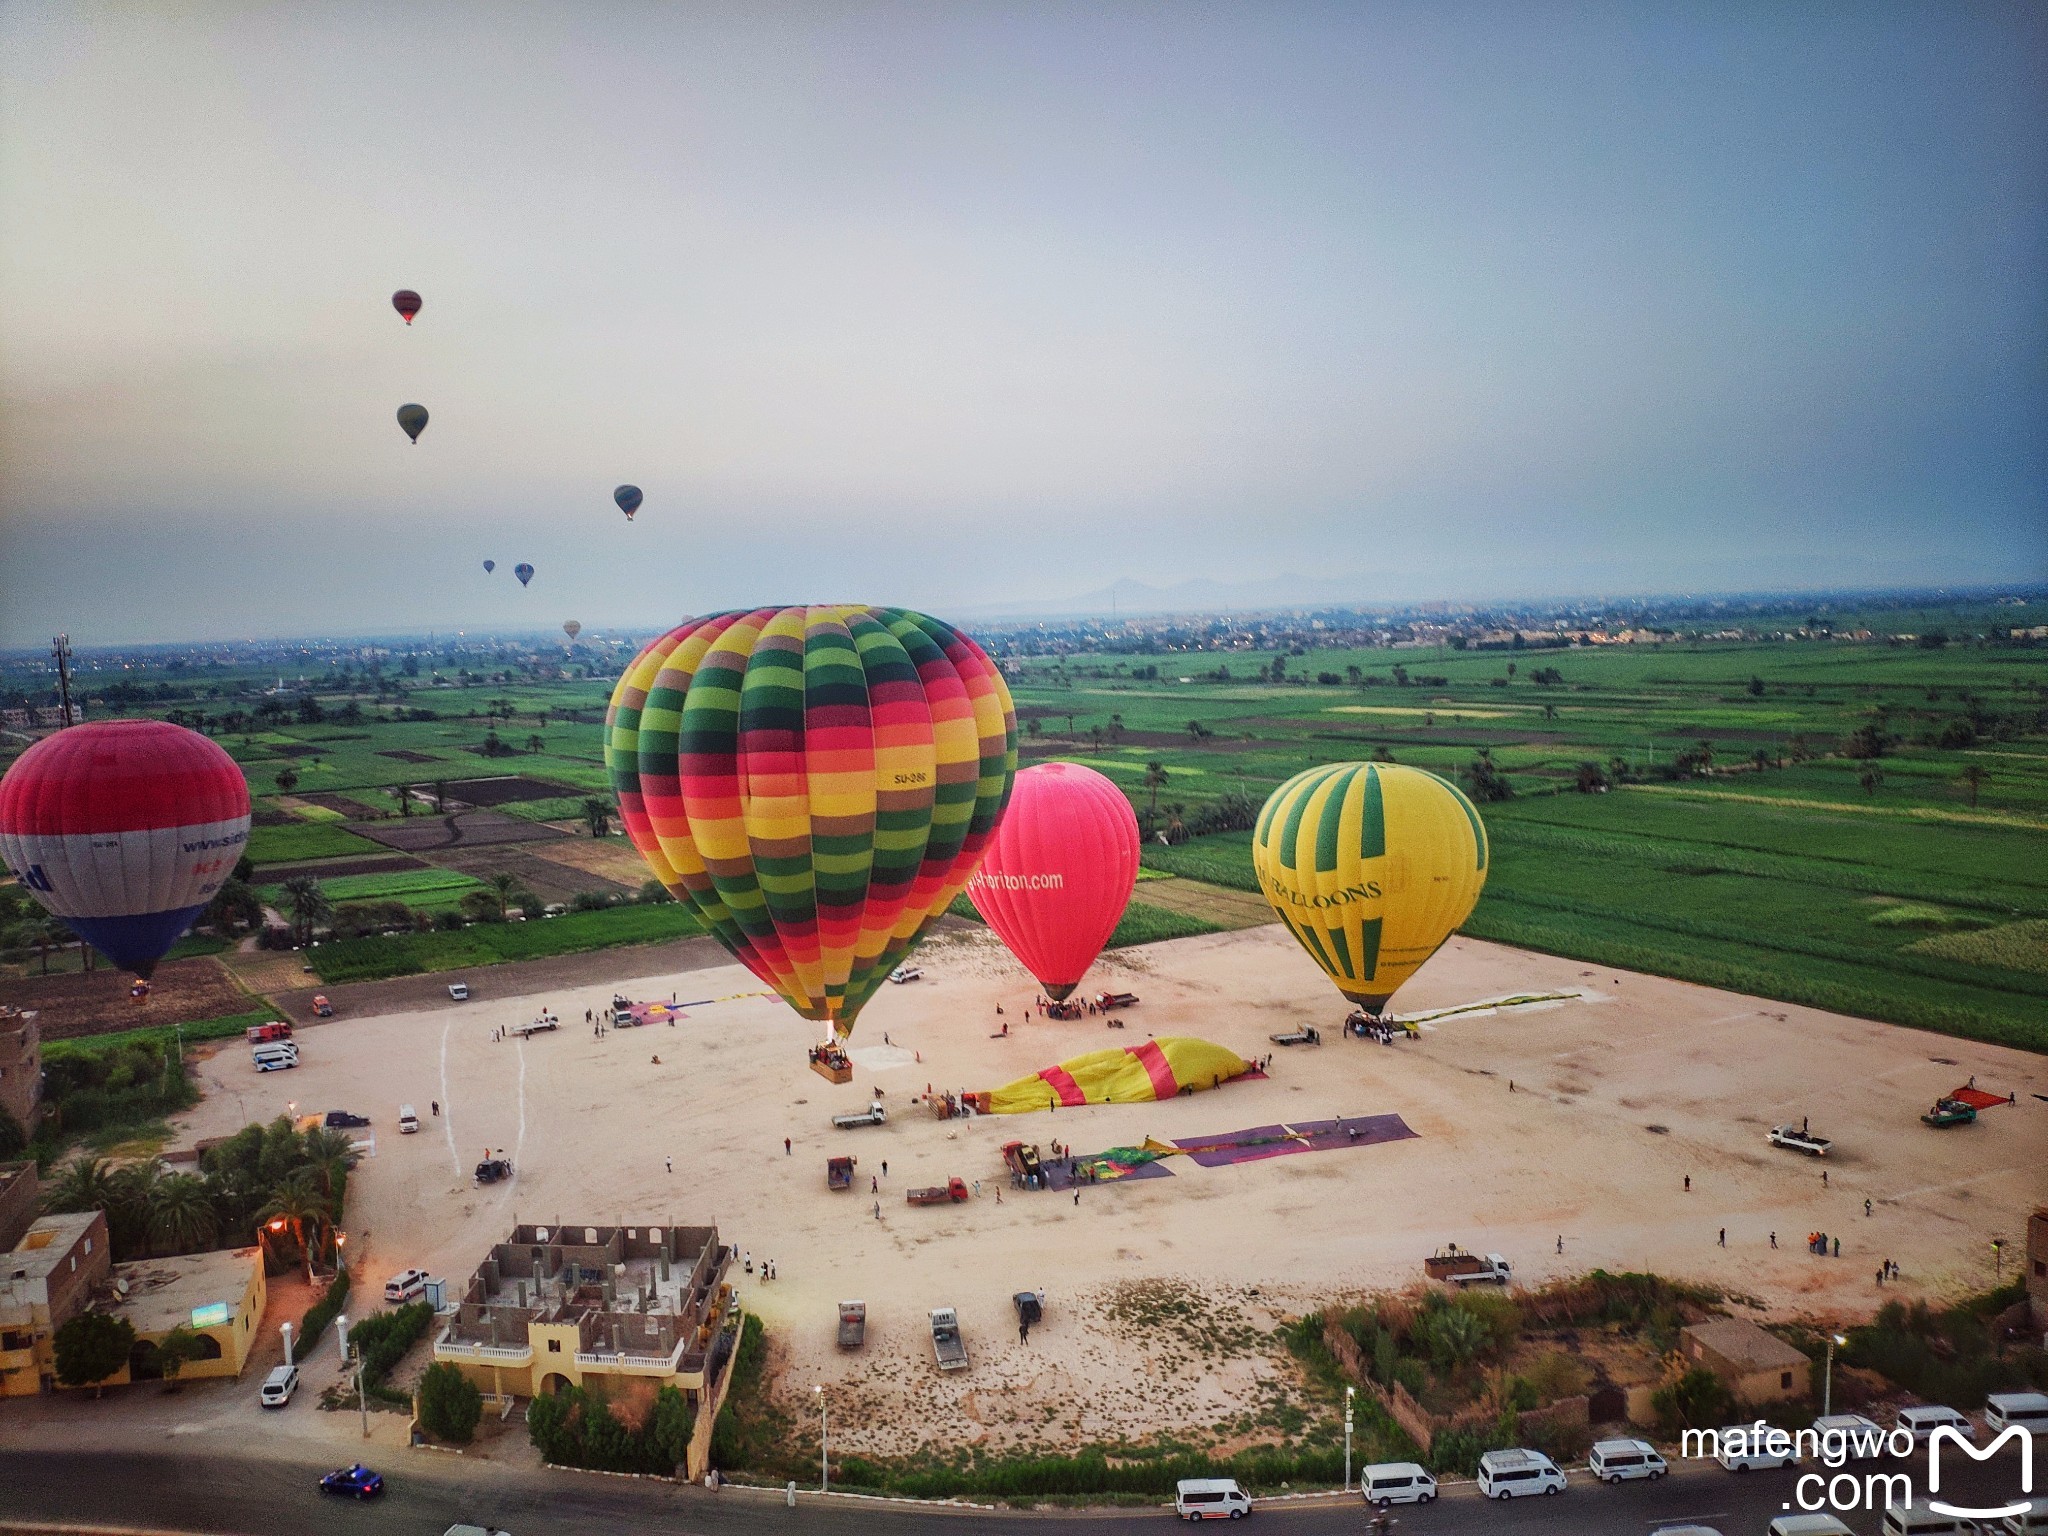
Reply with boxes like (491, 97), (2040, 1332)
(1252, 762), (1488, 1015)
(980, 1037), (1251, 1115)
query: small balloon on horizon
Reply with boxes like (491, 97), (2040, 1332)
(614, 485), (642, 521)
(392, 290), (421, 324)
(397, 403), (428, 443)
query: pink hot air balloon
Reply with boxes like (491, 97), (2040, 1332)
(966, 762), (1137, 1001)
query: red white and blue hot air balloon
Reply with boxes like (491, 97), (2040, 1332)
(0, 721), (251, 977)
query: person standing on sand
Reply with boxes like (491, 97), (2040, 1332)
(784, 1137), (791, 1156)
(1865, 1198), (1872, 1217)
(1718, 1228), (1726, 1247)
(1833, 1236), (1840, 1258)
(1770, 1232), (1777, 1248)
(1683, 1175), (1690, 1192)
(872, 1201), (880, 1220)
(666, 1157), (672, 1174)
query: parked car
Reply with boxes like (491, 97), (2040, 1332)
(384, 1268), (428, 1303)
(447, 981), (470, 1001)
(318, 1464), (384, 1499)
(1766, 1518), (1852, 1536)
(324, 1110), (370, 1129)
(260, 1363), (299, 1407)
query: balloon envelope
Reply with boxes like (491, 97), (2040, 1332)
(563, 620), (581, 640)
(0, 721), (251, 977)
(1251, 762), (1487, 1014)
(967, 762), (1136, 1000)
(392, 289), (421, 324)
(614, 485), (642, 520)
(514, 563), (534, 587)
(397, 403), (428, 442)
(483, 560), (495, 573)
(605, 605), (1016, 1040)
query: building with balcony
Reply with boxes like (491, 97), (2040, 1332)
(433, 1221), (738, 1477)
(0, 1210), (111, 1396)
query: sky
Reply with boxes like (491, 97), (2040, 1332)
(1, 1), (2043, 645)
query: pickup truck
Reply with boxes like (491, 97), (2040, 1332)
(837, 1300), (866, 1350)
(1424, 1250), (1512, 1287)
(930, 1307), (968, 1371)
(1767, 1125), (1831, 1157)
(474, 1157), (513, 1185)
(888, 966), (924, 984)
(1014, 1291), (1044, 1328)
(1920, 1098), (1976, 1128)
(832, 1102), (887, 1129)
(1094, 991), (1139, 1010)
(509, 1014), (559, 1039)
(907, 1177), (969, 1206)
(1001, 1141), (1044, 1189)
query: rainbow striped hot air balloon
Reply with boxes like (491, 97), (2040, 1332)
(0, 721), (251, 977)
(605, 606), (1016, 1044)
(1252, 762), (1487, 1017)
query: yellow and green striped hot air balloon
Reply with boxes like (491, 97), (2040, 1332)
(605, 606), (1016, 1045)
(1251, 762), (1488, 1016)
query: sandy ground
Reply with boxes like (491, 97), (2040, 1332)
(167, 924), (2048, 1456)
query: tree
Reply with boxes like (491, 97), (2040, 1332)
(1026, 717), (1042, 739)
(1858, 763), (1884, 798)
(526, 734), (546, 754)
(582, 798), (612, 838)
(274, 768), (299, 795)
(1957, 764), (1987, 808)
(45, 1156), (121, 1220)
(1748, 675), (1766, 697)
(390, 784), (414, 817)
(34, 915), (72, 975)
(1573, 761), (1607, 793)
(1652, 1366), (1736, 1432)
(639, 879), (674, 905)
(150, 1326), (208, 1392)
(1464, 748), (1514, 804)
(206, 878), (265, 936)
(258, 1171), (329, 1284)
(54, 1312), (137, 1396)
(1750, 749), (1771, 774)
(418, 1360), (483, 1443)
(278, 875), (331, 947)
(148, 1172), (219, 1255)
(1143, 762), (1169, 813)
(487, 872), (523, 921)
(432, 780), (449, 814)
(1370, 744), (1395, 763)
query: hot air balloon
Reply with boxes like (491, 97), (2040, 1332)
(397, 403), (428, 443)
(392, 289), (421, 324)
(563, 620), (581, 641)
(967, 762), (1136, 1000)
(514, 563), (534, 587)
(1252, 762), (1487, 1017)
(0, 721), (252, 978)
(614, 485), (642, 521)
(483, 560), (496, 573)
(605, 606), (1016, 1050)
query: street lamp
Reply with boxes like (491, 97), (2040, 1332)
(1823, 1333), (1848, 1417)
(1992, 1237), (2007, 1283)
(1344, 1384), (1356, 1493)
(814, 1385), (828, 1493)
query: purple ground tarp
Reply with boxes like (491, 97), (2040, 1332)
(1173, 1114), (1417, 1167)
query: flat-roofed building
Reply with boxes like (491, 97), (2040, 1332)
(0, 1210), (111, 1396)
(434, 1221), (738, 1477)
(1679, 1317), (1810, 1405)
(101, 1247), (267, 1387)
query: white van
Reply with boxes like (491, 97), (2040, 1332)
(1897, 1404), (1974, 1443)
(1589, 1438), (1667, 1482)
(1173, 1478), (1251, 1519)
(1767, 1517), (1854, 1536)
(384, 1268), (429, 1303)
(1812, 1413), (1887, 1458)
(253, 1042), (299, 1072)
(259, 1363), (299, 1406)
(1715, 1424), (1799, 1471)
(1477, 1448), (1567, 1498)
(1986, 1391), (2048, 1435)
(1882, 1501), (1990, 1534)
(398, 1105), (420, 1134)
(2000, 1495), (2048, 1534)
(1360, 1462), (1436, 1504)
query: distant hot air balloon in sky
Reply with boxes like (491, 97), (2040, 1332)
(614, 485), (642, 521)
(514, 563), (534, 587)
(397, 403), (428, 443)
(392, 289), (421, 324)
(968, 762), (1137, 1000)
(1251, 762), (1488, 1017)
(605, 605), (1016, 1046)
(0, 721), (251, 978)
(483, 560), (496, 573)
(563, 620), (581, 641)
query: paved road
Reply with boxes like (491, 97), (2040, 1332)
(1, 1445), (2033, 1536)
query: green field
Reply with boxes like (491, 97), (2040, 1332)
(257, 868), (484, 910)
(310, 904), (707, 983)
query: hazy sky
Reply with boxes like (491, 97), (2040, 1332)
(2, 2), (2043, 645)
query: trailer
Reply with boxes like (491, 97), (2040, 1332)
(827, 1155), (857, 1192)
(930, 1307), (969, 1371)
(1920, 1098), (1977, 1128)
(1269, 1025), (1321, 1047)
(837, 1300), (867, 1350)
(832, 1102), (887, 1129)
(1425, 1248), (1512, 1287)
(907, 1177), (969, 1206)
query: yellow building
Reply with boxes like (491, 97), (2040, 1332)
(1680, 1318), (1810, 1406)
(433, 1222), (738, 1477)
(100, 1247), (268, 1387)
(1, 1210), (111, 1396)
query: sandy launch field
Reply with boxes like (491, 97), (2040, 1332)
(170, 924), (2048, 1455)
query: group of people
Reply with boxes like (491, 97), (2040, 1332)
(741, 1250), (778, 1281)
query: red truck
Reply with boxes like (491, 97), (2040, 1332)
(247, 1021), (294, 1045)
(906, 1177), (970, 1206)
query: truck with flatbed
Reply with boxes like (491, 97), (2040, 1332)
(907, 1177), (969, 1206)
(1093, 991), (1139, 1011)
(832, 1101), (887, 1129)
(1920, 1098), (1977, 1128)
(1767, 1124), (1831, 1157)
(930, 1307), (968, 1371)
(837, 1300), (866, 1350)
(1424, 1249), (1512, 1287)
(509, 1013), (559, 1039)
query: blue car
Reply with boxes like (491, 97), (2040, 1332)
(318, 1464), (384, 1499)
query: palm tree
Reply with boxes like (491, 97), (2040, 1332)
(274, 767), (299, 795)
(278, 875), (331, 947)
(300, 1128), (355, 1205)
(1957, 764), (1988, 808)
(1143, 762), (1169, 813)
(525, 734), (545, 754)
(1858, 763), (1884, 798)
(34, 915), (72, 975)
(1109, 713), (1123, 741)
(390, 784), (414, 818)
(45, 1156), (121, 1216)
(432, 779), (449, 814)
(582, 797), (612, 838)
(1751, 749), (1771, 774)
(258, 1172), (328, 1284)
(107, 1162), (163, 1258)
(488, 872), (521, 920)
(148, 1173), (219, 1255)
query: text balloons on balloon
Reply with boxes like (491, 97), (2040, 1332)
(392, 290), (421, 324)
(397, 403), (428, 443)
(605, 606), (1016, 1046)
(0, 721), (251, 978)
(1251, 762), (1488, 1017)
(614, 485), (642, 521)
(967, 763), (1137, 1000)
(514, 563), (534, 587)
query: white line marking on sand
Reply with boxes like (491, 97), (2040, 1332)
(440, 1019), (458, 1174)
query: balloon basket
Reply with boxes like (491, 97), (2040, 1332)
(808, 1043), (854, 1085)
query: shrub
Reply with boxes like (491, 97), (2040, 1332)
(418, 1361), (482, 1443)
(298, 1270), (351, 1357)
(1522, 1350), (1591, 1404)
(347, 1300), (434, 1403)
(54, 1312), (137, 1395)
(1651, 1366), (1735, 1433)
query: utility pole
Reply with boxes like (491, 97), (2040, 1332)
(51, 634), (75, 727)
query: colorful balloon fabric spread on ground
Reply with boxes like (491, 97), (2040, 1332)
(966, 762), (1137, 1000)
(980, 1038), (1250, 1115)
(0, 721), (251, 977)
(391, 289), (421, 324)
(1252, 762), (1488, 1015)
(514, 563), (534, 587)
(614, 485), (642, 520)
(605, 606), (1017, 1041)
(396, 403), (428, 442)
